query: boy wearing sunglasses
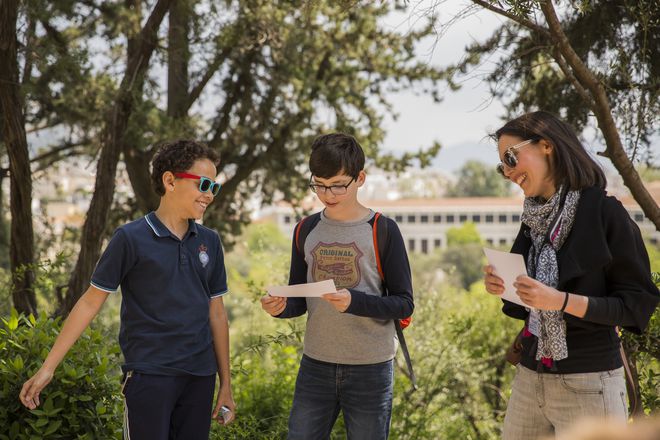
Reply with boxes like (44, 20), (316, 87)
(260, 133), (414, 440)
(20, 140), (234, 439)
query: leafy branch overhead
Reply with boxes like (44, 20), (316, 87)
(438, 0), (659, 228)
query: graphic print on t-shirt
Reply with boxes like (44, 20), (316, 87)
(311, 242), (363, 289)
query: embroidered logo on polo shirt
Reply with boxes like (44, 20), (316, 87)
(198, 244), (210, 267)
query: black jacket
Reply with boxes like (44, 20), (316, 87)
(504, 186), (659, 373)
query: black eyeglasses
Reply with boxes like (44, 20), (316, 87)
(496, 139), (534, 176)
(309, 176), (355, 195)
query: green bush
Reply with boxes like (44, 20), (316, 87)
(622, 270), (660, 414)
(389, 281), (516, 440)
(0, 310), (123, 440)
(211, 336), (300, 439)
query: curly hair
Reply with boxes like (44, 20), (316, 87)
(150, 139), (220, 196)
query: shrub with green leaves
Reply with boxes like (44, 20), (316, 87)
(211, 335), (300, 439)
(0, 310), (123, 440)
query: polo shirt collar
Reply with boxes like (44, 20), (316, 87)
(145, 212), (198, 238)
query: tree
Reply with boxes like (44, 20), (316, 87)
(446, 160), (511, 197)
(437, 0), (659, 229)
(0, 0), (132, 315)
(442, 222), (484, 289)
(61, 0), (448, 313)
(4, 1), (448, 314)
(0, 0), (36, 316)
(64, 0), (172, 313)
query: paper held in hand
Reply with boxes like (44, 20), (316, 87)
(483, 248), (529, 307)
(267, 279), (337, 298)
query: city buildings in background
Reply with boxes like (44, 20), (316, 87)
(260, 181), (660, 253)
(27, 163), (660, 251)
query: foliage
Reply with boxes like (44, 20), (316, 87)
(0, 310), (123, 440)
(389, 280), (517, 439)
(621, 242), (660, 414)
(1, 223), (657, 439)
(0, 251), (75, 317)
(446, 222), (483, 247)
(8, 0), (449, 242)
(444, 0), (658, 162)
(211, 337), (301, 439)
(441, 222), (485, 289)
(446, 160), (512, 198)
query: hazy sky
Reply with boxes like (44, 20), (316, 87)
(379, 1), (657, 177)
(380, 0), (508, 171)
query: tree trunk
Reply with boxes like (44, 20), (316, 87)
(0, 169), (10, 270)
(63, 0), (172, 315)
(123, 148), (159, 213)
(0, 0), (37, 316)
(539, 0), (660, 231)
(168, 0), (190, 118)
(470, 0), (660, 230)
(121, 0), (192, 215)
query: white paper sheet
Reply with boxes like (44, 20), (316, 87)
(483, 248), (529, 307)
(267, 279), (337, 298)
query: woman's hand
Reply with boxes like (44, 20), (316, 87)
(513, 275), (565, 310)
(483, 265), (505, 295)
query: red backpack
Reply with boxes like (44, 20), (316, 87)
(294, 211), (417, 389)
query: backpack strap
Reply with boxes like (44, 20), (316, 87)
(617, 327), (639, 415)
(372, 212), (417, 390)
(372, 212), (385, 280)
(294, 212), (322, 257)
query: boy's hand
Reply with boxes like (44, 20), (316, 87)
(212, 386), (236, 425)
(19, 367), (54, 409)
(260, 295), (286, 316)
(321, 289), (351, 312)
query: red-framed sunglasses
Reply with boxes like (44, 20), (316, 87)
(174, 173), (222, 196)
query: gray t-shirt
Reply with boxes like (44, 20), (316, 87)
(301, 210), (396, 364)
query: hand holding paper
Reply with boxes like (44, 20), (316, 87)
(483, 248), (528, 307)
(322, 288), (351, 312)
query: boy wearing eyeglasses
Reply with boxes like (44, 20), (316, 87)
(260, 133), (414, 440)
(19, 140), (234, 439)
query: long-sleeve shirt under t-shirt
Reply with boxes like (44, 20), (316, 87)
(277, 210), (413, 365)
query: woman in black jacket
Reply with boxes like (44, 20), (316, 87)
(483, 111), (659, 440)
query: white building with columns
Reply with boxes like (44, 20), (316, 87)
(262, 185), (660, 254)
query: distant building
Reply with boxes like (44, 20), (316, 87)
(263, 183), (660, 253)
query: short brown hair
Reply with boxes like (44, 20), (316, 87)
(309, 133), (365, 179)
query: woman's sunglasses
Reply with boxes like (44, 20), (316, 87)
(496, 139), (534, 176)
(174, 172), (222, 196)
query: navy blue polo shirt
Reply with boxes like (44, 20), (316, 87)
(91, 212), (228, 376)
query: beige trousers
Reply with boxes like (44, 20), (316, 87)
(503, 364), (628, 440)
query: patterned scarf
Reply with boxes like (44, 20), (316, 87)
(521, 186), (580, 363)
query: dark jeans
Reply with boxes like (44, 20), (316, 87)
(288, 354), (394, 440)
(121, 372), (216, 440)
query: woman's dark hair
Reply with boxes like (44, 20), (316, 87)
(309, 133), (365, 179)
(494, 111), (606, 190)
(150, 139), (220, 196)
